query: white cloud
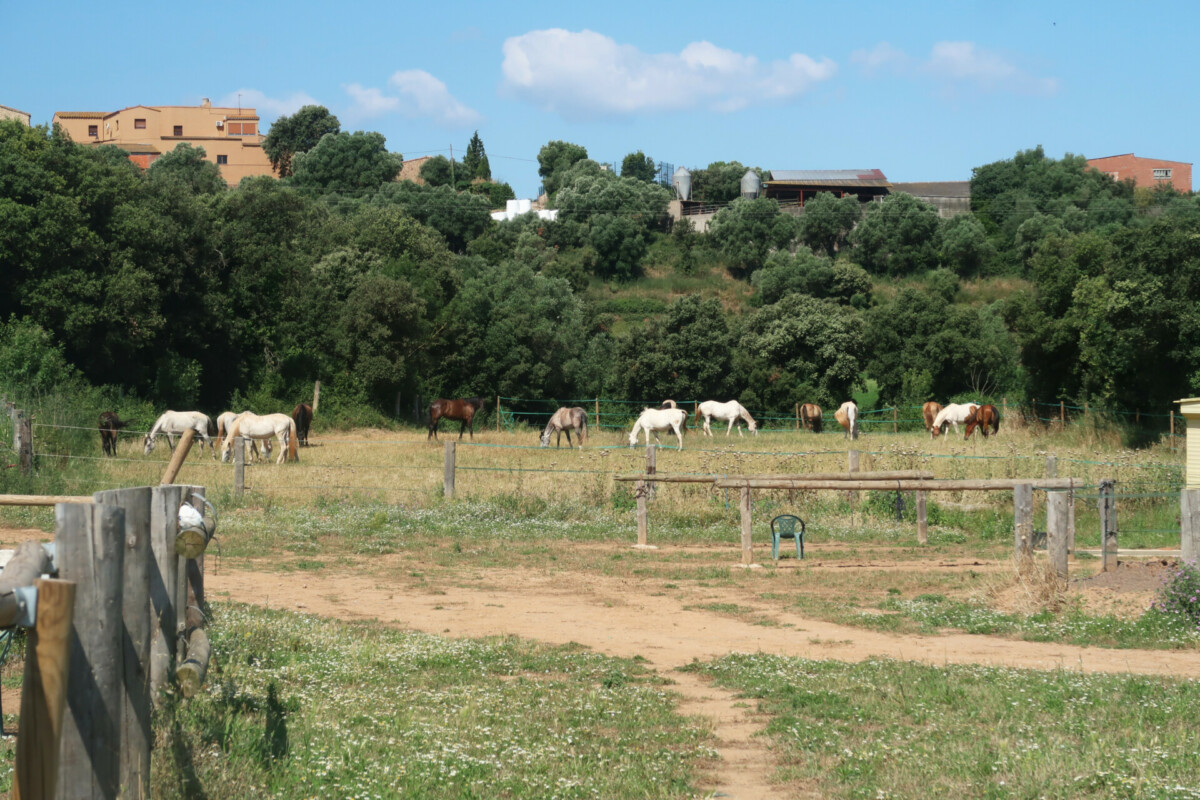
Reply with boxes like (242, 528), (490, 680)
(217, 89), (319, 119)
(343, 70), (481, 127)
(853, 40), (1058, 96)
(500, 29), (836, 119)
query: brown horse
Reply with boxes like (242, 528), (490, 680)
(964, 404), (1000, 439)
(923, 401), (944, 438)
(98, 411), (128, 456)
(429, 397), (487, 440)
(292, 403), (313, 446)
(799, 403), (822, 432)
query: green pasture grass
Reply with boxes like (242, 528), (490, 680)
(142, 602), (713, 800)
(687, 654), (1200, 800)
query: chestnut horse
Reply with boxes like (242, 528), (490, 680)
(99, 412), (128, 456)
(964, 404), (1000, 439)
(292, 403), (313, 446)
(429, 397), (487, 440)
(834, 401), (858, 440)
(800, 403), (822, 433)
(923, 402), (943, 438)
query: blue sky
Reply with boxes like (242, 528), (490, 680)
(4, 1), (1196, 196)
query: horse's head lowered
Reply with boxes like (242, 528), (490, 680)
(143, 433), (156, 455)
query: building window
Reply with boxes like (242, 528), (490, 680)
(216, 155), (228, 165)
(88, 125), (98, 137)
(1153, 168), (1173, 180)
(135, 118), (146, 129)
(226, 121), (257, 136)
(173, 125), (183, 137)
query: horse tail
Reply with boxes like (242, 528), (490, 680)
(288, 418), (298, 462)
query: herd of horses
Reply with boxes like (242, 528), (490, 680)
(98, 403), (313, 464)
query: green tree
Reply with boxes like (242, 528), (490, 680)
(690, 161), (753, 203)
(708, 197), (800, 275)
(147, 143), (226, 194)
(537, 140), (588, 196)
(462, 131), (491, 181)
(262, 105), (341, 178)
(290, 131), (402, 196)
(797, 192), (862, 257)
(849, 192), (942, 275)
(613, 295), (734, 401)
(371, 181), (494, 252)
(620, 151), (657, 183)
(939, 213), (995, 276)
(418, 155), (456, 188)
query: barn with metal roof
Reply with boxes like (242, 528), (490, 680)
(763, 169), (891, 204)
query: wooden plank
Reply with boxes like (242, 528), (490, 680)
(176, 628), (211, 698)
(55, 502), (125, 800)
(713, 478), (1089, 491)
(14, 578), (76, 800)
(0, 495), (93, 507)
(916, 491), (928, 545)
(93, 487), (153, 800)
(1182, 489), (1200, 564)
(1048, 491), (1069, 578)
(739, 487), (752, 565)
(1013, 484), (1033, 556)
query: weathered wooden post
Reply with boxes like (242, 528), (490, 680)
(93, 487), (153, 800)
(159, 427), (196, 485)
(847, 449), (860, 505)
(645, 444), (657, 499)
(233, 435), (245, 498)
(175, 488), (212, 700)
(1013, 483), (1033, 556)
(149, 486), (183, 699)
(1044, 455), (1057, 478)
(1170, 410), (1176, 452)
(635, 480), (649, 548)
(595, 399), (600, 433)
(496, 396), (501, 433)
(795, 403), (800, 431)
(1180, 489), (1200, 564)
(16, 410), (32, 475)
(1099, 479), (1117, 572)
(893, 406), (898, 433)
(312, 380), (321, 415)
(56, 502), (125, 799)
(443, 441), (456, 499)
(14, 578), (76, 800)
(739, 486), (753, 565)
(1047, 491), (1069, 578)
(916, 491), (928, 545)
(1060, 401), (1066, 429)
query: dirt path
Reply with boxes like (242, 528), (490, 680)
(210, 562), (1200, 799)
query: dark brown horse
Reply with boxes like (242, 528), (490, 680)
(292, 403), (313, 446)
(964, 404), (1000, 439)
(429, 397), (487, 440)
(99, 411), (128, 456)
(800, 403), (822, 432)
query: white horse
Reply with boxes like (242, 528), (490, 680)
(629, 408), (688, 450)
(221, 412), (297, 464)
(834, 401), (859, 440)
(144, 411), (215, 458)
(697, 400), (757, 437)
(216, 411), (272, 460)
(540, 407), (588, 449)
(932, 403), (980, 437)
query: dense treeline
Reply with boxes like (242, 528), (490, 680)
(2, 115), (1199, 425)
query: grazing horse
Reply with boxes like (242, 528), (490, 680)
(428, 397), (487, 440)
(697, 400), (757, 437)
(217, 411), (271, 461)
(540, 407), (588, 448)
(144, 411), (215, 458)
(221, 412), (298, 464)
(629, 407), (688, 449)
(834, 401), (858, 440)
(932, 403), (979, 438)
(923, 402), (944, 438)
(292, 403), (313, 446)
(98, 412), (128, 456)
(800, 403), (823, 433)
(964, 404), (1001, 439)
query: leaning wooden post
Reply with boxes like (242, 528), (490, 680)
(55, 502), (125, 800)
(149, 486), (183, 700)
(443, 441), (456, 499)
(93, 487), (153, 800)
(915, 491), (928, 545)
(739, 486), (753, 565)
(1180, 489), (1200, 564)
(159, 427), (195, 485)
(1013, 483), (1033, 556)
(1099, 479), (1117, 572)
(312, 380), (320, 415)
(1047, 491), (1069, 578)
(233, 436), (245, 498)
(14, 578), (76, 800)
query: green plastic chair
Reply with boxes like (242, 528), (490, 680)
(771, 514), (806, 560)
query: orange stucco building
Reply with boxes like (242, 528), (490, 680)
(1087, 153), (1193, 193)
(52, 99), (274, 184)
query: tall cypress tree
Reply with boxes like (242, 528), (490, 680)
(463, 131), (490, 181)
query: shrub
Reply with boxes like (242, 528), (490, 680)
(1148, 560), (1200, 633)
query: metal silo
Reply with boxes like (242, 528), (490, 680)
(672, 166), (692, 201)
(740, 169), (761, 199)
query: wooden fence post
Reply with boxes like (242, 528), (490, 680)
(1060, 401), (1066, 429)
(1180, 489), (1200, 564)
(1170, 411), (1176, 452)
(1099, 479), (1117, 572)
(159, 427), (195, 485)
(847, 450), (860, 505)
(635, 480), (649, 548)
(795, 403), (800, 431)
(739, 486), (753, 565)
(149, 486), (183, 700)
(645, 444), (656, 499)
(15, 410), (32, 475)
(893, 406), (898, 433)
(443, 441), (456, 499)
(14, 578), (76, 800)
(1044, 455), (1057, 478)
(233, 436), (245, 498)
(916, 491), (928, 545)
(1047, 491), (1069, 578)
(93, 487), (153, 800)
(1013, 483), (1033, 556)
(595, 399), (600, 433)
(312, 381), (320, 416)
(55, 502), (125, 799)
